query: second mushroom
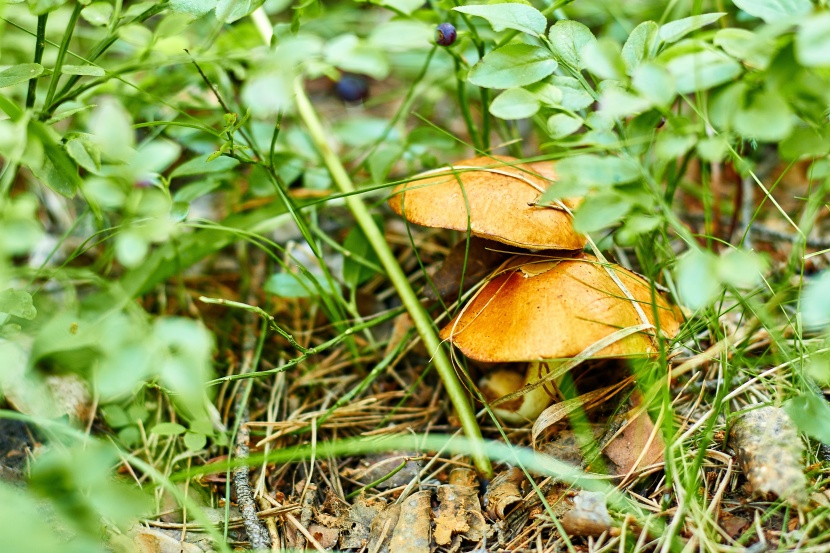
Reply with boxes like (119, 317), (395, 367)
(389, 156), (680, 423)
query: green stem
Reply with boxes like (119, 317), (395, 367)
(42, 2), (82, 110)
(293, 77), (492, 477)
(26, 14), (48, 109)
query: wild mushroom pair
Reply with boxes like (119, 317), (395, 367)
(389, 156), (680, 423)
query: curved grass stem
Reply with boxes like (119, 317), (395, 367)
(293, 78), (492, 477)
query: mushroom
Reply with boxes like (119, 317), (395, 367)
(439, 253), (681, 422)
(388, 156), (585, 251)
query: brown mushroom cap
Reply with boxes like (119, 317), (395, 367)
(439, 254), (681, 363)
(388, 156), (585, 250)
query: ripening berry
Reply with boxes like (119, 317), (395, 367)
(435, 23), (457, 47)
(335, 75), (369, 103)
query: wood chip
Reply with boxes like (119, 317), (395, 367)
(434, 483), (490, 545)
(729, 406), (808, 507)
(483, 467), (525, 520)
(390, 491), (432, 553)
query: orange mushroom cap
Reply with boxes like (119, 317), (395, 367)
(388, 156), (585, 251)
(439, 254), (681, 363)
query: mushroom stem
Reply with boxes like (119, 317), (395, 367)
(293, 78), (493, 477)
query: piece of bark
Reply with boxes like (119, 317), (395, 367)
(424, 237), (510, 302)
(390, 491), (432, 553)
(483, 467), (525, 520)
(560, 491), (614, 537)
(339, 494), (387, 549)
(730, 406), (808, 507)
(448, 467), (478, 487)
(368, 502), (401, 553)
(434, 483), (489, 545)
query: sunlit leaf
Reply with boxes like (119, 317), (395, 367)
(453, 3), (547, 35)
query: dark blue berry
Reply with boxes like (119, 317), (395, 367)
(435, 23), (457, 47)
(335, 75), (369, 103)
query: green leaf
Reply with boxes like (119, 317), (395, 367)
(453, 3), (547, 35)
(27, 121), (81, 197)
(733, 87), (793, 142)
(117, 24), (153, 47)
(325, 34), (389, 80)
(622, 21), (659, 74)
(780, 126), (830, 159)
(468, 44), (557, 89)
(169, 0), (216, 17)
(796, 13), (830, 67)
(784, 392), (830, 444)
(664, 48), (742, 94)
(61, 65), (106, 77)
(0, 289), (37, 320)
(488, 88), (540, 120)
(184, 431), (208, 451)
(154, 317), (214, 418)
(573, 192), (632, 233)
(548, 20), (596, 70)
(659, 13), (725, 44)
(215, 0), (264, 23)
(265, 272), (337, 299)
(802, 271), (830, 330)
(632, 62), (675, 106)
(170, 153), (239, 179)
(242, 71), (294, 116)
(526, 82), (563, 106)
(551, 76), (594, 110)
(0, 63), (44, 88)
(599, 87), (652, 118)
(714, 28), (777, 69)
(152, 422), (187, 436)
(546, 113), (583, 138)
(717, 249), (767, 289)
(343, 224), (381, 288)
(655, 132), (697, 160)
(677, 249), (721, 309)
(66, 134), (102, 173)
(116, 231), (149, 268)
(26, 0), (67, 15)
(732, 0), (812, 24)
(581, 39), (625, 80)
(80, 2), (113, 26)
(372, 0), (423, 15)
(557, 154), (641, 187)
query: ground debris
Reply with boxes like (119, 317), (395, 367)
(729, 406), (808, 507)
(339, 494), (388, 549)
(390, 491), (432, 553)
(434, 480), (490, 546)
(483, 467), (525, 520)
(603, 391), (665, 477)
(560, 491), (615, 537)
(129, 527), (204, 553)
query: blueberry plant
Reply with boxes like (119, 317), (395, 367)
(1, 0), (830, 550)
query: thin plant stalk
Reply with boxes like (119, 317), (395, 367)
(293, 78), (493, 477)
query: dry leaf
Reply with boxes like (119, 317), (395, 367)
(390, 491), (432, 553)
(483, 467), (525, 520)
(603, 392), (664, 476)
